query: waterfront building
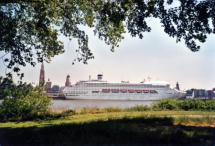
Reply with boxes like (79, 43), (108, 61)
(39, 62), (45, 84)
(65, 74), (71, 86)
(186, 89), (215, 99)
(59, 86), (65, 93)
(46, 78), (52, 93)
(52, 85), (60, 93)
(206, 90), (215, 99)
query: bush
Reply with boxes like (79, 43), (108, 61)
(204, 100), (215, 110)
(127, 104), (151, 112)
(105, 106), (122, 112)
(0, 81), (52, 121)
(152, 99), (215, 111)
(0, 77), (14, 99)
(80, 107), (88, 114)
(177, 99), (193, 110)
(152, 99), (178, 110)
(62, 109), (76, 116)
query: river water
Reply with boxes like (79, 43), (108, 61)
(51, 100), (155, 110)
(0, 100), (155, 110)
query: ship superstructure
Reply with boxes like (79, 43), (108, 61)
(63, 74), (186, 100)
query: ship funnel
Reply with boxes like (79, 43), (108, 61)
(89, 75), (91, 81)
(98, 74), (103, 80)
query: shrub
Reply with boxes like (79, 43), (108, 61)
(80, 107), (88, 114)
(152, 99), (178, 110)
(152, 98), (215, 111)
(204, 100), (215, 110)
(0, 81), (52, 121)
(0, 77), (15, 99)
(62, 109), (76, 116)
(127, 104), (151, 112)
(105, 106), (122, 112)
(178, 99), (193, 110)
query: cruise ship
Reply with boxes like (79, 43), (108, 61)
(63, 74), (186, 100)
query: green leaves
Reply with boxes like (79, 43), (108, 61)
(0, 77), (52, 121)
(152, 99), (215, 111)
(1, 1), (64, 78)
(1, 0), (215, 79)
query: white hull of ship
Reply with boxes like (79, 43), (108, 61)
(64, 94), (184, 100)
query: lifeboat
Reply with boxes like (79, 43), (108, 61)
(92, 91), (99, 93)
(128, 90), (134, 93)
(111, 89), (119, 93)
(102, 89), (110, 92)
(135, 90), (142, 93)
(120, 89), (127, 93)
(150, 90), (155, 93)
(143, 90), (149, 93)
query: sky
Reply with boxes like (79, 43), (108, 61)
(0, 18), (215, 90)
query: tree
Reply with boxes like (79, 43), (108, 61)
(1, 0), (214, 79)
(0, 77), (52, 121)
(0, 76), (15, 99)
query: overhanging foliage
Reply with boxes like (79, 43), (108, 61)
(1, 0), (214, 78)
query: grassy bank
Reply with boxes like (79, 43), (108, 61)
(2, 110), (215, 128)
(1, 111), (215, 145)
(1, 99), (215, 145)
(2, 99), (215, 122)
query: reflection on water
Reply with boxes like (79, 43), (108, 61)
(0, 99), (156, 110)
(51, 100), (155, 110)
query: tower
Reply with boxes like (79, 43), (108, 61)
(39, 62), (45, 84)
(65, 74), (71, 86)
(176, 82), (180, 91)
(46, 78), (52, 93)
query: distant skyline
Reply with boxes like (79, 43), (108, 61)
(0, 18), (214, 90)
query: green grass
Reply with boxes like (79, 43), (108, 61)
(1, 110), (215, 128)
(1, 99), (215, 145)
(1, 111), (215, 145)
(1, 112), (215, 145)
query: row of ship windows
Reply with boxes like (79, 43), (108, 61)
(100, 89), (158, 93)
(82, 83), (167, 87)
(71, 88), (163, 91)
(76, 85), (166, 88)
(65, 90), (158, 94)
(66, 94), (161, 97)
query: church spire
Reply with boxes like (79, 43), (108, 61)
(41, 62), (44, 69)
(39, 62), (45, 84)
